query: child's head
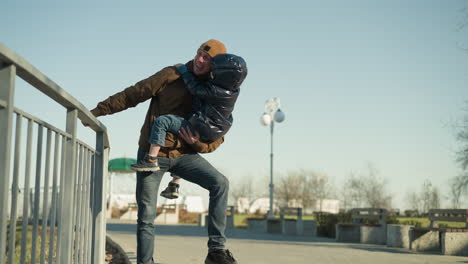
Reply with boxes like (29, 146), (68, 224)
(210, 54), (248, 90)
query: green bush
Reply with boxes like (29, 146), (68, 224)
(314, 212), (352, 238)
(386, 217), (399, 224)
(398, 220), (422, 227)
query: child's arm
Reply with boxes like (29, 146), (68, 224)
(176, 64), (220, 100)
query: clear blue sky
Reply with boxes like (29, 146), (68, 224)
(2, 0), (468, 209)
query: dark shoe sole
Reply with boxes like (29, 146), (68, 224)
(131, 166), (160, 172)
(205, 259), (237, 264)
(160, 192), (179, 199)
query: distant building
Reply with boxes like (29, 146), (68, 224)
(236, 197), (250, 213)
(236, 197), (340, 215)
(248, 198), (279, 214)
(314, 199), (340, 214)
(164, 195), (205, 213)
(110, 194), (205, 213)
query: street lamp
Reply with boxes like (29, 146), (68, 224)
(260, 97), (285, 219)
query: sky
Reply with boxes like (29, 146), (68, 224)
(2, 0), (468, 209)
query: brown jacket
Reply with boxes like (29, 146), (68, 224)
(90, 64), (224, 158)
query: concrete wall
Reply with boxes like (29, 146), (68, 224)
(303, 220), (317, 236)
(282, 220), (298, 235)
(335, 224), (360, 243)
(386, 224), (413, 249)
(267, 219), (282, 233)
(442, 232), (468, 256)
(226, 214), (234, 229)
(361, 226), (386, 245)
(247, 219), (267, 233)
(410, 230), (440, 252)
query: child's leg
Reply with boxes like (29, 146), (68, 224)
(131, 115), (186, 172)
(149, 115), (186, 155)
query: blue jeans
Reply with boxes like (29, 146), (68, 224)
(136, 149), (229, 264)
(149, 114), (192, 146)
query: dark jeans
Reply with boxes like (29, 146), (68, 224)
(136, 149), (229, 264)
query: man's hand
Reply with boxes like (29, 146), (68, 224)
(179, 127), (200, 144)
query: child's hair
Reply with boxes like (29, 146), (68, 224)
(210, 54), (248, 90)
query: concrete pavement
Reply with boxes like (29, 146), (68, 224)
(106, 220), (467, 264)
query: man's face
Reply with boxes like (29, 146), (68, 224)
(193, 50), (211, 76)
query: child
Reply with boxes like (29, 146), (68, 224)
(131, 53), (248, 199)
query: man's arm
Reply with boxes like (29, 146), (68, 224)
(191, 137), (224, 153)
(91, 66), (179, 117)
(178, 127), (224, 153)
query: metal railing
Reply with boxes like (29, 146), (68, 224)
(0, 43), (110, 264)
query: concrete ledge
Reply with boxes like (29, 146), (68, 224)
(387, 224), (413, 249)
(410, 229), (440, 252)
(283, 219), (298, 235)
(267, 219), (282, 233)
(303, 220), (317, 236)
(198, 213), (208, 227)
(336, 223), (360, 243)
(226, 215), (234, 229)
(247, 218), (267, 233)
(361, 225), (386, 245)
(442, 232), (468, 256)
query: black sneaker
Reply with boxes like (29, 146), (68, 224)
(130, 154), (160, 172)
(160, 182), (180, 199)
(205, 249), (238, 264)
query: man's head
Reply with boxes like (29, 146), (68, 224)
(193, 39), (226, 76)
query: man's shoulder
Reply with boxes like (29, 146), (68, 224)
(153, 65), (178, 78)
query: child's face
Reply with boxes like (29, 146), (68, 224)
(193, 50), (212, 76)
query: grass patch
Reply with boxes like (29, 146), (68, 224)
(234, 215), (467, 229)
(395, 217), (466, 228)
(233, 214), (316, 227)
(5, 221), (57, 264)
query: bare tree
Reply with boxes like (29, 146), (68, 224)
(405, 191), (421, 212)
(449, 102), (468, 206)
(364, 164), (392, 208)
(449, 173), (468, 208)
(457, 5), (468, 51)
(305, 171), (331, 211)
(407, 180), (441, 213)
(341, 163), (392, 210)
(229, 175), (258, 211)
(456, 103), (468, 170)
(340, 173), (366, 210)
(275, 170), (306, 207)
(275, 169), (333, 211)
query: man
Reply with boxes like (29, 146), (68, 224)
(89, 39), (238, 264)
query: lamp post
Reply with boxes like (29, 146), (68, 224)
(260, 97), (285, 219)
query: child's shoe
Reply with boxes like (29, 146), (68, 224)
(160, 182), (180, 199)
(131, 154), (160, 172)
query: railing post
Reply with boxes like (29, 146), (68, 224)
(0, 64), (15, 264)
(92, 131), (108, 264)
(57, 108), (78, 264)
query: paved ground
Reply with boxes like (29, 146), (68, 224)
(107, 220), (468, 264)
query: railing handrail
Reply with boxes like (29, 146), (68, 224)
(0, 43), (110, 264)
(0, 42), (109, 148)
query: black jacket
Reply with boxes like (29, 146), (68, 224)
(180, 54), (248, 142)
